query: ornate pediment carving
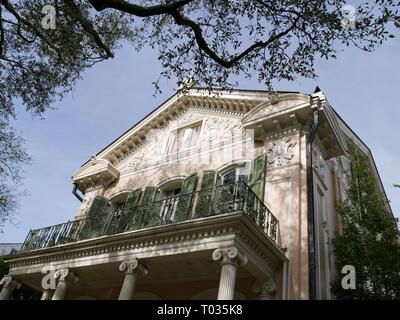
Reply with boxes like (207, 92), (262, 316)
(119, 109), (245, 173)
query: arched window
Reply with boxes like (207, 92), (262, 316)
(218, 161), (251, 186)
(155, 178), (185, 221)
(106, 189), (141, 234)
(213, 162), (251, 213)
(153, 174), (197, 223)
(107, 191), (133, 215)
(155, 178), (184, 200)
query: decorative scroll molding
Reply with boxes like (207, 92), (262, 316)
(202, 117), (244, 141)
(0, 276), (21, 290)
(54, 267), (79, 285)
(212, 247), (247, 267)
(267, 136), (297, 168)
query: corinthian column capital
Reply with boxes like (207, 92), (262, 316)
(212, 247), (247, 267)
(54, 268), (79, 285)
(119, 259), (148, 277)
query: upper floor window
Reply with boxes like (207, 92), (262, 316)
(219, 164), (250, 185)
(167, 121), (202, 154)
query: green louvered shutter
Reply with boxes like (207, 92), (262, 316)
(195, 170), (217, 218)
(247, 154), (267, 225)
(135, 187), (157, 228)
(141, 187), (156, 204)
(79, 196), (108, 240)
(125, 189), (141, 209)
(123, 189), (141, 231)
(249, 154), (266, 200)
(107, 189), (141, 234)
(181, 174), (197, 194)
(86, 196), (108, 217)
(174, 174), (197, 222)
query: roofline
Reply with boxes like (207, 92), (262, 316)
(79, 87), (301, 168)
(332, 108), (394, 216)
(80, 90), (182, 167)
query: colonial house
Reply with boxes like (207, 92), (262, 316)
(0, 87), (389, 300)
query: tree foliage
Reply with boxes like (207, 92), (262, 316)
(332, 141), (400, 299)
(0, 0), (399, 107)
(0, 120), (30, 232)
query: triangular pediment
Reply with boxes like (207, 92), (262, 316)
(117, 108), (248, 175)
(80, 89), (271, 168)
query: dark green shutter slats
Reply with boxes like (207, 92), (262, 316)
(141, 187), (156, 204)
(174, 174), (197, 222)
(135, 186), (157, 229)
(247, 154), (267, 225)
(106, 189), (141, 234)
(124, 189), (141, 210)
(249, 154), (266, 200)
(86, 196), (108, 217)
(78, 196), (108, 240)
(201, 171), (217, 190)
(195, 170), (217, 217)
(181, 174), (197, 194)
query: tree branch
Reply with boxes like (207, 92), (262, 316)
(86, 0), (300, 69)
(65, 0), (114, 59)
(1, 0), (62, 60)
(0, 5), (4, 56)
(170, 10), (300, 68)
(87, 0), (195, 15)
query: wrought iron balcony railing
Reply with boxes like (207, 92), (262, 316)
(20, 181), (279, 252)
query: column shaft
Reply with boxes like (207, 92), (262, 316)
(0, 287), (12, 300)
(52, 280), (68, 300)
(41, 290), (53, 300)
(217, 262), (237, 300)
(212, 247), (247, 301)
(118, 273), (137, 300)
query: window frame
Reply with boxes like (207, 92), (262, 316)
(217, 161), (251, 185)
(165, 118), (206, 155)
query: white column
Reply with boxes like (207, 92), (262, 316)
(0, 276), (21, 300)
(118, 259), (148, 300)
(212, 247), (247, 300)
(252, 278), (277, 300)
(41, 290), (53, 300)
(52, 268), (79, 300)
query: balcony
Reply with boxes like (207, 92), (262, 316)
(20, 181), (279, 252)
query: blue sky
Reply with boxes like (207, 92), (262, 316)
(1, 29), (399, 243)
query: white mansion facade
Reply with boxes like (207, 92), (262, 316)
(0, 88), (389, 300)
